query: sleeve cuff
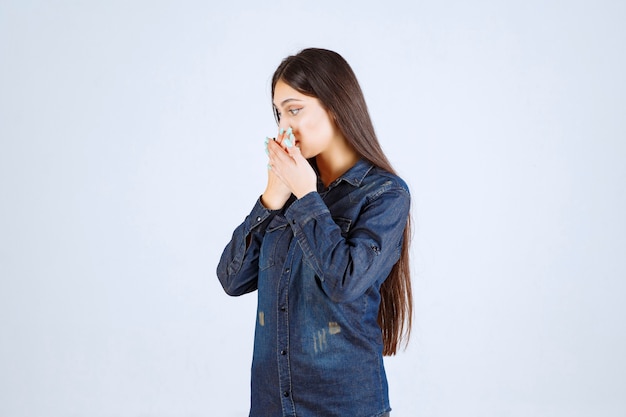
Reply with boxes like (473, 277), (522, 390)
(246, 197), (281, 232)
(284, 192), (329, 227)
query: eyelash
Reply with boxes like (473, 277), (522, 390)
(276, 108), (302, 120)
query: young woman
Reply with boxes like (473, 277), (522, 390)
(217, 48), (412, 417)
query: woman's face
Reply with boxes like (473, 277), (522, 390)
(273, 80), (341, 159)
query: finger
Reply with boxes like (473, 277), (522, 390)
(267, 140), (288, 172)
(269, 140), (293, 167)
(276, 127), (286, 146)
(282, 130), (295, 150)
(279, 126), (293, 148)
(264, 136), (273, 156)
(267, 137), (280, 158)
(267, 151), (287, 183)
(285, 138), (304, 163)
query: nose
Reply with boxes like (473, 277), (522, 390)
(278, 120), (291, 132)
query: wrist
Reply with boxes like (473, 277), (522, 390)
(261, 190), (288, 210)
(295, 188), (317, 200)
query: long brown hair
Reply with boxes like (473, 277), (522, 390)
(271, 48), (412, 356)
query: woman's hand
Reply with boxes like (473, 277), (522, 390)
(261, 135), (292, 210)
(267, 128), (317, 199)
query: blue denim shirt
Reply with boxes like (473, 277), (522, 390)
(217, 159), (410, 417)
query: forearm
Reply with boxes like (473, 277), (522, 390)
(284, 190), (409, 302)
(216, 197), (280, 296)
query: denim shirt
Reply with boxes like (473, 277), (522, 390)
(217, 159), (410, 417)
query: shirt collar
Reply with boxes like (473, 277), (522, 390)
(314, 158), (374, 190)
(339, 158), (374, 187)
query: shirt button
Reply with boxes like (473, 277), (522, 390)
(284, 268), (290, 273)
(283, 391), (290, 397)
(256, 216), (261, 222)
(281, 350), (287, 355)
(280, 306), (286, 311)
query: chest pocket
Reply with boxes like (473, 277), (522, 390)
(259, 216), (290, 271)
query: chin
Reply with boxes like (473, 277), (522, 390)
(297, 146), (308, 159)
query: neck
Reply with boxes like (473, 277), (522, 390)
(315, 138), (360, 187)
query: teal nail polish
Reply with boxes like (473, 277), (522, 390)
(289, 133), (295, 141)
(267, 164), (272, 170)
(286, 127), (293, 135)
(279, 128), (284, 135)
(264, 137), (270, 144)
(284, 138), (293, 148)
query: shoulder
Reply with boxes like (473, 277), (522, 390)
(362, 166), (410, 200)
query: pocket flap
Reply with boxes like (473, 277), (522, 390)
(333, 217), (352, 234)
(266, 215), (289, 232)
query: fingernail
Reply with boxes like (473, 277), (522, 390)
(279, 128), (284, 135)
(286, 127), (292, 135)
(267, 164), (272, 170)
(284, 138), (293, 148)
(264, 137), (270, 144)
(289, 133), (295, 141)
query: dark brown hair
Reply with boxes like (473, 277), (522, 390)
(271, 48), (413, 356)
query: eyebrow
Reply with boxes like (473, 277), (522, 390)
(274, 98), (303, 108)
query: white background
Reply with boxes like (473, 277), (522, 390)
(1, 1), (625, 416)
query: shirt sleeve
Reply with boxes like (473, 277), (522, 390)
(216, 197), (281, 296)
(283, 186), (410, 303)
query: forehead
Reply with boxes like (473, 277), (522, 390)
(273, 80), (312, 107)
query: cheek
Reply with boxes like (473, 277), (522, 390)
(300, 112), (333, 141)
